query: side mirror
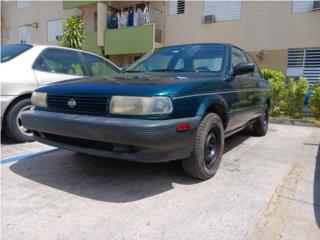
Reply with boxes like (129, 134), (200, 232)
(232, 63), (255, 76)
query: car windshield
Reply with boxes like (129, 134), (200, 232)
(1, 44), (33, 63)
(125, 44), (225, 73)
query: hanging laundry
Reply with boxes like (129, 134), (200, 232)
(122, 11), (128, 27)
(137, 7), (144, 25)
(128, 8), (134, 27)
(133, 9), (138, 26)
(143, 5), (150, 24)
(107, 13), (117, 29)
(117, 12), (121, 28)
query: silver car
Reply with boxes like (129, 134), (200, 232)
(1, 44), (120, 142)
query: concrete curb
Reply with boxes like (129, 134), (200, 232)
(270, 118), (319, 128)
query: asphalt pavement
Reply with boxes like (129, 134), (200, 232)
(1, 124), (319, 240)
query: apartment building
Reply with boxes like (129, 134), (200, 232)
(1, 1), (81, 45)
(1, 1), (320, 83)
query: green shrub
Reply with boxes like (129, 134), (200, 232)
(284, 77), (308, 119)
(261, 69), (286, 116)
(62, 16), (86, 49)
(309, 82), (320, 120)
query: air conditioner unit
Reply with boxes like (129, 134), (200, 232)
(203, 15), (215, 24)
(56, 35), (63, 41)
(313, 0), (320, 10)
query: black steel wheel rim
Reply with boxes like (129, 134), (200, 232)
(204, 128), (220, 168)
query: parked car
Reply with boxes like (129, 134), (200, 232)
(22, 43), (271, 179)
(1, 44), (120, 142)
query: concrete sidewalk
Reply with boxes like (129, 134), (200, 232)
(1, 124), (320, 240)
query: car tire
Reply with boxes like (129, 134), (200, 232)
(252, 110), (269, 136)
(182, 113), (224, 180)
(4, 98), (34, 142)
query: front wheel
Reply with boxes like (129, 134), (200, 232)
(4, 98), (34, 142)
(182, 113), (224, 180)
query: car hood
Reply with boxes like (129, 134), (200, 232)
(36, 72), (227, 97)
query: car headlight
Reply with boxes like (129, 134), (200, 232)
(31, 92), (47, 108)
(110, 96), (173, 115)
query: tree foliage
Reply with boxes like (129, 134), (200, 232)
(309, 82), (320, 120)
(261, 69), (286, 116)
(62, 16), (86, 49)
(285, 77), (308, 119)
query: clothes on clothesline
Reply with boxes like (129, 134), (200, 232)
(107, 5), (150, 29)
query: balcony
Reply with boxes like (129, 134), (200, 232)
(63, 1), (99, 10)
(104, 24), (156, 55)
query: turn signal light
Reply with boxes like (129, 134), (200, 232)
(176, 123), (191, 132)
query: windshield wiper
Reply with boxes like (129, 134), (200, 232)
(149, 68), (196, 72)
(123, 70), (145, 73)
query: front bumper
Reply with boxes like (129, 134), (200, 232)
(21, 110), (201, 162)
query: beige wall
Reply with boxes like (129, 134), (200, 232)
(2, 1), (81, 45)
(250, 49), (288, 73)
(81, 4), (97, 33)
(165, 1), (320, 51)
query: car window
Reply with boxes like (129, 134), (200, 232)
(232, 47), (248, 67)
(126, 44), (225, 73)
(82, 53), (118, 76)
(246, 53), (262, 78)
(34, 48), (86, 76)
(1, 44), (33, 62)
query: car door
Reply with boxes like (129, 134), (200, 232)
(81, 52), (119, 76)
(33, 48), (88, 86)
(245, 53), (266, 118)
(230, 47), (253, 128)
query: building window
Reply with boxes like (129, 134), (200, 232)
(17, 0), (29, 9)
(18, 26), (31, 43)
(287, 48), (320, 84)
(292, 1), (319, 13)
(169, 0), (185, 15)
(47, 19), (63, 42)
(203, 0), (241, 22)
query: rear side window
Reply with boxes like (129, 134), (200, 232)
(34, 48), (86, 76)
(82, 53), (118, 76)
(1, 44), (33, 62)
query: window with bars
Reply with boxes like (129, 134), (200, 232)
(292, 0), (314, 13)
(169, 0), (185, 15)
(287, 48), (320, 84)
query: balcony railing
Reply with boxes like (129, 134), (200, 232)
(104, 24), (155, 55)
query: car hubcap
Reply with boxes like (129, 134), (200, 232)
(16, 105), (33, 136)
(204, 129), (219, 167)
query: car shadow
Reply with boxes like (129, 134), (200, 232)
(314, 144), (320, 227)
(9, 131), (251, 203)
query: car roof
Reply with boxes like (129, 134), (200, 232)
(156, 43), (247, 53)
(3, 43), (121, 71)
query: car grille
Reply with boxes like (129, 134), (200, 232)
(47, 94), (108, 115)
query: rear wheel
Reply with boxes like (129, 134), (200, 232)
(4, 98), (34, 142)
(252, 110), (269, 136)
(182, 113), (224, 180)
